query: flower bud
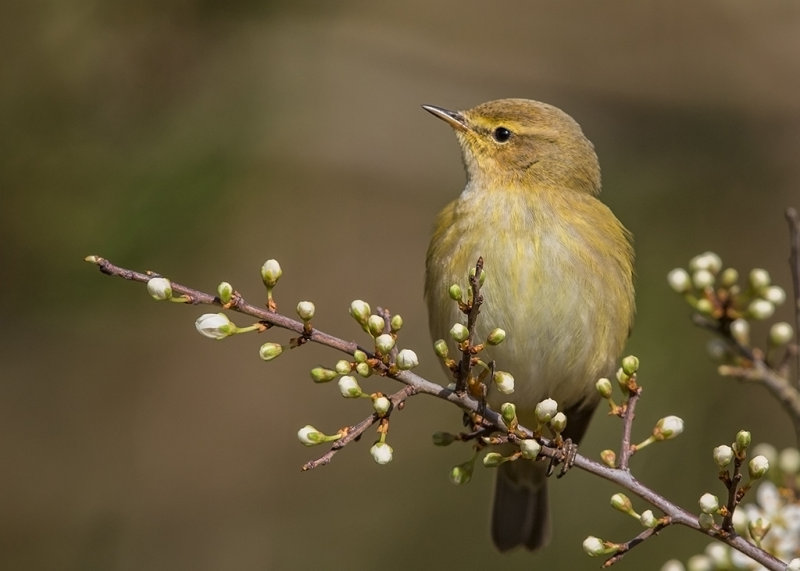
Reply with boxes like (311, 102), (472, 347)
(310, 367), (337, 383)
(690, 251), (722, 274)
(367, 314), (386, 337)
(667, 268), (692, 293)
(349, 299), (371, 326)
(653, 415), (684, 440)
(260, 259), (282, 288)
(621, 355), (639, 376)
(297, 425), (324, 446)
(769, 322), (794, 346)
(600, 449), (617, 468)
(719, 268), (739, 288)
(493, 371), (515, 394)
(450, 461), (473, 485)
(217, 281), (233, 304)
(433, 339), (449, 358)
(338, 375), (363, 398)
(610, 493), (634, 515)
(195, 313), (236, 340)
(370, 442), (393, 465)
(748, 455), (769, 479)
(482, 452), (505, 467)
(147, 277), (172, 300)
(734, 430), (751, 453)
(355, 362), (371, 377)
(550, 412), (567, 434)
(582, 536), (618, 557)
(748, 517), (770, 544)
(395, 349), (419, 370)
(695, 298), (714, 316)
(535, 398), (558, 424)
(595, 377), (613, 399)
(729, 318), (750, 346)
(258, 342), (283, 361)
(789, 559), (800, 570)
(763, 285), (786, 305)
(353, 350), (368, 363)
(390, 314), (403, 332)
(432, 432), (456, 446)
(448, 284), (463, 301)
(334, 360), (352, 375)
(747, 299), (774, 320)
(486, 328), (506, 345)
(748, 268), (771, 290)
(469, 266), (486, 285)
(500, 402), (516, 425)
(375, 333), (395, 354)
(692, 269), (715, 289)
(449, 323), (469, 342)
(519, 439), (541, 460)
(698, 493), (719, 514)
(372, 395), (391, 415)
(296, 301), (315, 321)
(640, 510), (657, 528)
(713, 445), (734, 468)
(697, 513), (715, 531)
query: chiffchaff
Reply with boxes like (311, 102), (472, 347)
(423, 99), (635, 551)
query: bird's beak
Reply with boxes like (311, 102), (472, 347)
(422, 104), (469, 132)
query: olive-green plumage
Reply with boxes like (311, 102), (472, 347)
(423, 99), (635, 552)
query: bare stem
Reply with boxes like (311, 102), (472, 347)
(786, 207), (800, 388)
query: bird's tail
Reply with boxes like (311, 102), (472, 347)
(491, 459), (551, 551)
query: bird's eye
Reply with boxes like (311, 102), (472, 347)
(492, 127), (512, 143)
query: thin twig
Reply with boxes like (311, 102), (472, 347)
(455, 257), (484, 392)
(786, 207), (800, 388)
(602, 520), (670, 567)
(617, 385), (641, 471)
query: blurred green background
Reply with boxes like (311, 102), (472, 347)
(2, 1), (799, 569)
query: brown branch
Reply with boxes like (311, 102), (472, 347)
(617, 384), (641, 471)
(86, 255), (789, 570)
(786, 207), (800, 388)
(602, 520), (670, 567)
(455, 257), (485, 392)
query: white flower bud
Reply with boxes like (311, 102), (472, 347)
(535, 398), (558, 423)
(449, 323), (469, 342)
(763, 285), (786, 305)
(375, 333), (395, 354)
(550, 412), (567, 433)
(690, 252), (722, 273)
(747, 299), (774, 320)
(370, 442), (393, 464)
(769, 322), (794, 346)
(493, 371), (515, 394)
(788, 559), (800, 570)
(395, 349), (419, 370)
(748, 455), (769, 479)
(719, 267), (739, 287)
(687, 553), (713, 570)
(334, 360), (352, 375)
(338, 375), (362, 398)
(372, 395), (391, 415)
(667, 268), (692, 293)
(296, 301), (315, 321)
(729, 318), (750, 346)
(653, 415), (684, 440)
(692, 269), (715, 290)
(640, 510), (657, 528)
(519, 439), (541, 460)
(258, 342), (283, 361)
(734, 430), (751, 452)
(297, 425), (324, 446)
(610, 493), (634, 514)
(697, 513), (715, 532)
(582, 536), (617, 557)
(660, 559), (686, 571)
(195, 313), (235, 340)
(349, 300), (371, 326)
(713, 445), (734, 468)
(595, 377), (613, 398)
(260, 259), (282, 288)
(698, 493), (719, 514)
(147, 277), (173, 300)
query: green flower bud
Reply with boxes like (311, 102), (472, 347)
(600, 449), (616, 468)
(595, 377), (613, 399)
(433, 339), (449, 358)
(500, 402), (516, 425)
(748, 517), (770, 544)
(621, 355), (639, 376)
(353, 350), (368, 363)
(372, 395), (391, 415)
(310, 367), (337, 383)
(147, 277), (172, 300)
(390, 314), (403, 332)
(610, 493), (634, 515)
(370, 442), (393, 465)
(550, 412), (567, 434)
(449, 323), (469, 343)
(450, 461), (473, 485)
(395, 349), (419, 370)
(296, 301), (315, 321)
(719, 267), (739, 287)
(448, 284), (463, 301)
(258, 342), (283, 361)
(470, 266), (486, 285)
(482, 452), (505, 467)
(217, 281), (233, 304)
(695, 298), (714, 316)
(486, 328), (506, 345)
(334, 360), (353, 375)
(734, 430), (751, 453)
(260, 259), (282, 288)
(698, 513), (715, 531)
(367, 314), (386, 337)
(355, 362), (371, 377)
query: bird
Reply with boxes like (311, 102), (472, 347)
(423, 98), (635, 551)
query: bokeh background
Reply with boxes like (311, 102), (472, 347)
(2, 1), (799, 569)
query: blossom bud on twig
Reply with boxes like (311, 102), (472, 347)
(147, 277), (172, 300)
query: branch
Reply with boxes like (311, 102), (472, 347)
(786, 207), (800, 387)
(86, 255), (789, 570)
